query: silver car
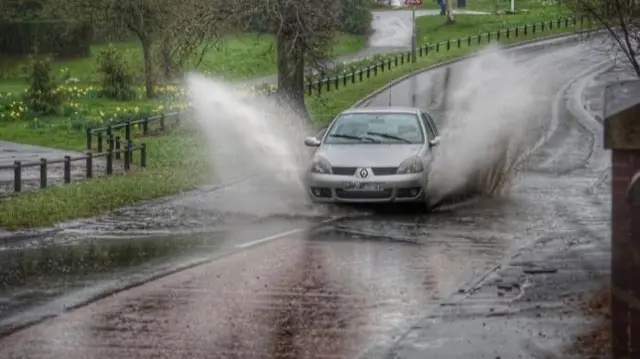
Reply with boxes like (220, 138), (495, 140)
(303, 106), (441, 204)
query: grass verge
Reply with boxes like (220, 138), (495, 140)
(0, 33), (366, 85)
(372, 0), (568, 15)
(0, 24), (584, 229)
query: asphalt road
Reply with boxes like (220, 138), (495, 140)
(0, 34), (616, 358)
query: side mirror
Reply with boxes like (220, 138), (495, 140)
(304, 136), (321, 147)
(428, 136), (441, 147)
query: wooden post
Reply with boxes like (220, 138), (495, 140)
(603, 80), (640, 358)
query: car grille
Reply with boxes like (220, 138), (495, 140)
(371, 167), (397, 175)
(335, 189), (393, 199)
(332, 167), (357, 175)
(331, 167), (398, 176)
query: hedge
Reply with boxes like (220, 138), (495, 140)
(0, 20), (93, 58)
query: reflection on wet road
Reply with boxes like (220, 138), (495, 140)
(0, 209), (528, 358)
(0, 35), (615, 358)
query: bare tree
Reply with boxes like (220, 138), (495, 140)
(575, 0), (640, 77)
(230, 0), (343, 120)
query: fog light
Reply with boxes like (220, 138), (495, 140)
(410, 189), (419, 196)
(313, 189), (322, 196)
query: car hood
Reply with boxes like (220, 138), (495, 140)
(316, 144), (424, 167)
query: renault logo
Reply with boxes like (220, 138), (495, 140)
(359, 168), (369, 178)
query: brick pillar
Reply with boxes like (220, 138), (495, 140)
(604, 80), (640, 358)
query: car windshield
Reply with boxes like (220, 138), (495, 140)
(323, 112), (424, 144)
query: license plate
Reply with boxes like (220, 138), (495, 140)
(342, 181), (384, 191)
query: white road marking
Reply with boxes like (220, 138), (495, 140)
(235, 218), (337, 249)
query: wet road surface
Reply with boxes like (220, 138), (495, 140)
(0, 142), (116, 198)
(0, 34), (615, 357)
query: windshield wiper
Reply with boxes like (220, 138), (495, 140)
(365, 131), (412, 143)
(328, 134), (378, 143)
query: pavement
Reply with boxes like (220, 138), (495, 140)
(0, 33), (619, 358)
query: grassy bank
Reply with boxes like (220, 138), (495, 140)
(373, 0), (569, 14)
(0, 21), (584, 229)
(0, 33), (366, 85)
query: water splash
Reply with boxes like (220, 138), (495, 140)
(184, 72), (310, 189)
(426, 44), (546, 205)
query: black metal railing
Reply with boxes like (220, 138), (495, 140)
(0, 140), (146, 197)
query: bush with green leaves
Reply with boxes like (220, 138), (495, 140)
(22, 55), (63, 115)
(341, 0), (373, 35)
(97, 45), (136, 101)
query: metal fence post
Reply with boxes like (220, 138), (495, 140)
(106, 146), (113, 175)
(97, 132), (103, 153)
(64, 156), (71, 183)
(124, 143), (131, 171)
(13, 161), (21, 193)
(39, 158), (47, 188)
(86, 152), (93, 178)
(141, 143), (147, 168)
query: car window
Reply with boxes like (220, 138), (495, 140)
(420, 113), (436, 140)
(324, 112), (425, 144)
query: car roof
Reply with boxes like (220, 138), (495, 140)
(340, 106), (422, 115)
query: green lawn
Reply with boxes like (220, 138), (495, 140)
(0, 33), (366, 85)
(373, 0), (569, 14)
(416, 11), (570, 43)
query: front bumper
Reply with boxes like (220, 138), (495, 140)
(306, 172), (427, 203)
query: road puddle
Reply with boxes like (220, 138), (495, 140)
(0, 232), (228, 329)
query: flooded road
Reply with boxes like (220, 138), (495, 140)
(0, 34), (615, 358)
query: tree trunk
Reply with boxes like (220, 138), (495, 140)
(444, 0), (455, 24)
(140, 36), (156, 99)
(275, 31), (310, 122)
(161, 38), (173, 81)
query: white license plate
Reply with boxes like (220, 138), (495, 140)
(342, 181), (384, 191)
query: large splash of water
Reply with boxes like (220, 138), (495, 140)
(426, 44), (546, 205)
(184, 73), (310, 190)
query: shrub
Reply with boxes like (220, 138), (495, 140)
(0, 21), (92, 58)
(22, 55), (63, 115)
(341, 0), (373, 35)
(96, 45), (136, 101)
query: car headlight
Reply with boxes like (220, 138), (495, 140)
(397, 156), (424, 174)
(310, 157), (332, 174)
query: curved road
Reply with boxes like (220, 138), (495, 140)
(0, 35), (615, 358)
